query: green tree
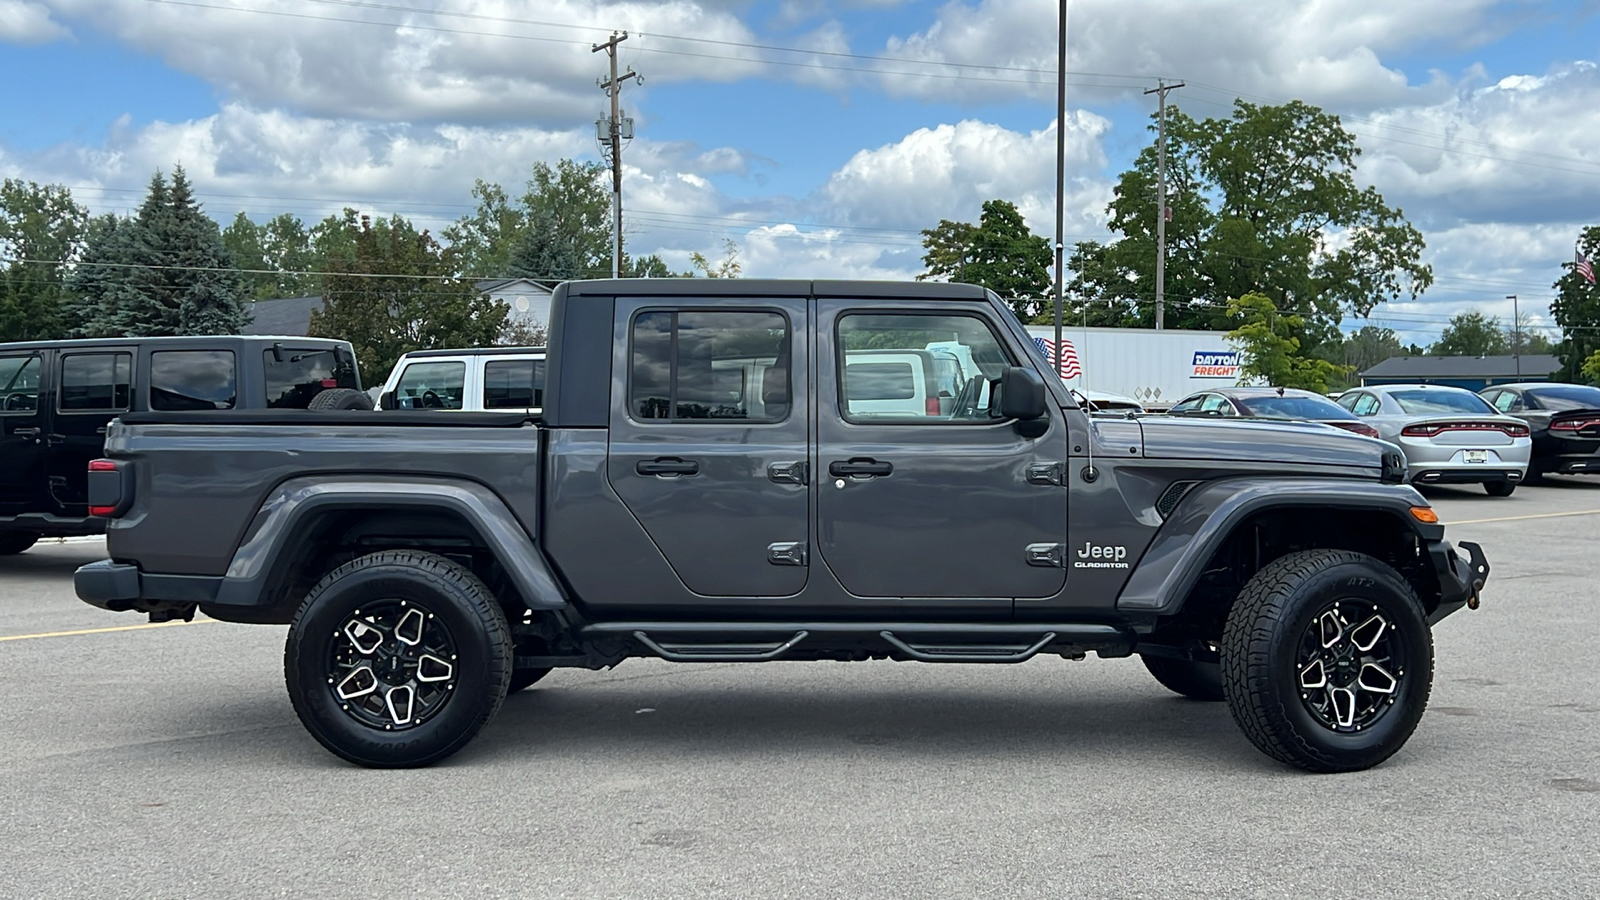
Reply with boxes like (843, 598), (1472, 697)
(690, 239), (742, 278)
(1070, 100), (1432, 349)
(920, 199), (1051, 318)
(0, 180), (88, 341)
(308, 212), (509, 377)
(1342, 325), (1404, 377)
(1580, 349), (1600, 385)
(1431, 311), (1507, 356)
(1502, 313), (1553, 355)
(1550, 226), (1600, 380)
(1226, 292), (1349, 392)
(445, 160), (612, 279)
(64, 168), (249, 337)
(223, 212), (315, 299)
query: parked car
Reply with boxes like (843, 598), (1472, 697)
(1335, 384), (1530, 496)
(1167, 387), (1382, 437)
(378, 347), (544, 414)
(0, 335), (363, 554)
(77, 278), (1488, 774)
(1480, 382), (1600, 481)
(1073, 389), (1145, 414)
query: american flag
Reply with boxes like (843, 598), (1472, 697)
(1033, 336), (1082, 379)
(1578, 252), (1595, 285)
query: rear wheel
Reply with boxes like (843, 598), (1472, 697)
(1221, 549), (1433, 773)
(0, 532), (39, 555)
(1141, 654), (1224, 701)
(1484, 479), (1516, 497)
(284, 550), (512, 768)
(507, 667), (552, 694)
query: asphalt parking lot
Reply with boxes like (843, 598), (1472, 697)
(3, 482), (1599, 899)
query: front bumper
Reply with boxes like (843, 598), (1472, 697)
(1428, 540), (1489, 624)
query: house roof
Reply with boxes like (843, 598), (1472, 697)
(474, 277), (557, 294)
(243, 296), (324, 337)
(1360, 354), (1562, 379)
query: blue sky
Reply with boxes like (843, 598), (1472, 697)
(3, 0), (1600, 344)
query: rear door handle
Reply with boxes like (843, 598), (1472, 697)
(636, 457), (700, 477)
(12, 427), (39, 437)
(829, 458), (893, 478)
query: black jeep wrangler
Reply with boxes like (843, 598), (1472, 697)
(1, 335), (363, 553)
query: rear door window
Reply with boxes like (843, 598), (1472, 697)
(482, 358), (544, 410)
(59, 352), (131, 412)
(1351, 393), (1380, 416)
(263, 347), (358, 409)
(630, 310), (790, 421)
(395, 361), (466, 410)
(150, 350), (237, 411)
(0, 355), (41, 413)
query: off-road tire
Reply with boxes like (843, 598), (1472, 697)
(1483, 480), (1516, 497)
(285, 550), (512, 768)
(507, 667), (552, 694)
(1141, 655), (1224, 701)
(1221, 549), (1433, 773)
(308, 388), (375, 411)
(0, 532), (39, 555)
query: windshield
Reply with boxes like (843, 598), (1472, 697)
(1234, 395), (1356, 420)
(1528, 384), (1600, 411)
(1390, 390), (1494, 415)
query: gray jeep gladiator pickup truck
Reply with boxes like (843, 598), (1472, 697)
(75, 279), (1489, 772)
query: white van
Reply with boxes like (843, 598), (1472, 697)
(377, 347), (545, 414)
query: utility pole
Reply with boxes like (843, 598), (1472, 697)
(593, 32), (640, 279)
(1144, 79), (1183, 330)
(1053, 0), (1068, 376)
(1507, 295), (1521, 378)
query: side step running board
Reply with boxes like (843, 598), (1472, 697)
(632, 630), (809, 662)
(879, 630), (1056, 663)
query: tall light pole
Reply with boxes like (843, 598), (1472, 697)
(1507, 295), (1521, 378)
(1052, 0), (1067, 375)
(1144, 80), (1183, 330)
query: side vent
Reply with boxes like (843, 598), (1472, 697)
(1155, 480), (1199, 520)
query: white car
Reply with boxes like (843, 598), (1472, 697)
(1336, 383), (1532, 496)
(377, 347), (544, 414)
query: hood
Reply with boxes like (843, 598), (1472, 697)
(1134, 415), (1400, 478)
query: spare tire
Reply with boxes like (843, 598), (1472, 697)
(309, 388), (375, 411)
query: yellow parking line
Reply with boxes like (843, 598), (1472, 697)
(1450, 508), (1600, 526)
(0, 619), (217, 643)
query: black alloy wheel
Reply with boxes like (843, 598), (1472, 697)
(1222, 549), (1433, 773)
(285, 550), (512, 768)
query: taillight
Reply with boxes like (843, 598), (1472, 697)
(926, 396), (941, 417)
(87, 458), (126, 518)
(1404, 422), (1529, 437)
(1550, 418), (1600, 432)
(1328, 421), (1380, 438)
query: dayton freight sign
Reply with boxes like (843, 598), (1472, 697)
(1192, 351), (1240, 378)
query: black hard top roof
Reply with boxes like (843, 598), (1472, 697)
(558, 278), (992, 300)
(0, 334), (349, 352)
(400, 346), (546, 359)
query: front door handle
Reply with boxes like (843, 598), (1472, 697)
(829, 458), (893, 478)
(636, 457), (700, 477)
(12, 427), (40, 438)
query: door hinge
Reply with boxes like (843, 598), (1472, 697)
(1026, 463), (1064, 486)
(767, 541), (808, 566)
(1025, 543), (1065, 568)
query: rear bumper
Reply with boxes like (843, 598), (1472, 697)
(0, 513), (105, 538)
(1536, 454), (1600, 475)
(1411, 468), (1522, 485)
(1428, 540), (1489, 624)
(75, 560), (221, 621)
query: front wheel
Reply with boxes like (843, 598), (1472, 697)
(1484, 480), (1516, 497)
(284, 550), (513, 768)
(1221, 549), (1433, 773)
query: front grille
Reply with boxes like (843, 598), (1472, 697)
(1156, 481), (1199, 519)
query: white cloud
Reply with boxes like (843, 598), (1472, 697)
(0, 0), (68, 42)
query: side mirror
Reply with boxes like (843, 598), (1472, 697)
(999, 366), (1048, 421)
(378, 391), (397, 411)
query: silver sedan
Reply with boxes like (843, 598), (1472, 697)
(1336, 384), (1532, 495)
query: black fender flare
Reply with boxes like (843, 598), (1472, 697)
(211, 476), (566, 613)
(1116, 477), (1440, 616)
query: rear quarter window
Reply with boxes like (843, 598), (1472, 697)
(263, 347), (358, 409)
